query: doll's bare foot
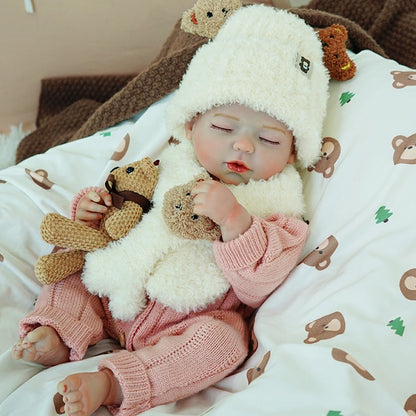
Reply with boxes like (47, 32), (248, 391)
(56, 370), (122, 416)
(12, 326), (69, 366)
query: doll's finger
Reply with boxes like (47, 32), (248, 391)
(78, 219), (101, 229)
(79, 197), (109, 214)
(77, 209), (104, 222)
(190, 182), (201, 196)
(191, 179), (212, 196)
(191, 191), (204, 206)
(87, 191), (102, 203)
(75, 207), (103, 223)
(89, 201), (109, 213)
(192, 194), (211, 217)
(97, 190), (113, 207)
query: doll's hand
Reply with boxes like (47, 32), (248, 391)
(191, 180), (252, 242)
(76, 189), (112, 228)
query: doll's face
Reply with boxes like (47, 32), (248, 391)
(185, 104), (295, 185)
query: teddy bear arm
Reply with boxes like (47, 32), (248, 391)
(41, 213), (111, 251)
(105, 202), (143, 240)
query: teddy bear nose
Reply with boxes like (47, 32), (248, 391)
(175, 204), (182, 210)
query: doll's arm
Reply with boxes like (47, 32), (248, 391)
(213, 214), (308, 308)
(191, 179), (252, 242)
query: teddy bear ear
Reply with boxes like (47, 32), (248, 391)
(193, 174), (208, 183)
(332, 24), (348, 40)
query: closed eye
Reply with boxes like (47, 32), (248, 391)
(260, 137), (280, 146)
(210, 123), (233, 132)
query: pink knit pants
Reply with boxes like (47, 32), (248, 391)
(20, 274), (249, 415)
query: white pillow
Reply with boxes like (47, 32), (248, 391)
(242, 50), (416, 415)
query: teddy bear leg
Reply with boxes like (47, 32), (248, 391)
(35, 249), (86, 285)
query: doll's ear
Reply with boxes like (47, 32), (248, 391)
(184, 117), (197, 140)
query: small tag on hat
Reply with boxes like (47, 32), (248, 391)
(295, 54), (312, 78)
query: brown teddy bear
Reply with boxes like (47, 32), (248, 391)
(162, 176), (221, 241)
(316, 24), (356, 81)
(181, 0), (242, 39)
(35, 157), (159, 285)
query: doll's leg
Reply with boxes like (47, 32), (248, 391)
(56, 311), (248, 416)
(14, 272), (108, 364)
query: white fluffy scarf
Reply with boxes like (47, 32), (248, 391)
(82, 139), (305, 320)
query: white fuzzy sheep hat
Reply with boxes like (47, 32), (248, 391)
(166, 4), (330, 168)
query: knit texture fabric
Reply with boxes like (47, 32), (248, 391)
(16, 0), (414, 162)
(16, 75), (134, 163)
(305, 0), (416, 69)
(18, 275), (251, 415)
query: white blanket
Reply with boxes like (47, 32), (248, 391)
(0, 50), (415, 416)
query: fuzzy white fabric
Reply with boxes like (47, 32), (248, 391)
(166, 5), (329, 169)
(82, 139), (305, 320)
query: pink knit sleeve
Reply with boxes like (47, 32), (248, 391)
(70, 186), (105, 220)
(213, 214), (309, 308)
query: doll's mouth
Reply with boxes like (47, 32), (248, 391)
(226, 161), (249, 173)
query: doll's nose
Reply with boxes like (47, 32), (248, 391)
(233, 136), (255, 153)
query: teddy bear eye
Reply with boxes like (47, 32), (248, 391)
(186, 192), (191, 197)
(207, 11), (213, 18)
(191, 214), (199, 221)
(126, 167), (134, 174)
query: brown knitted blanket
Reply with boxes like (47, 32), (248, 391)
(16, 0), (416, 163)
